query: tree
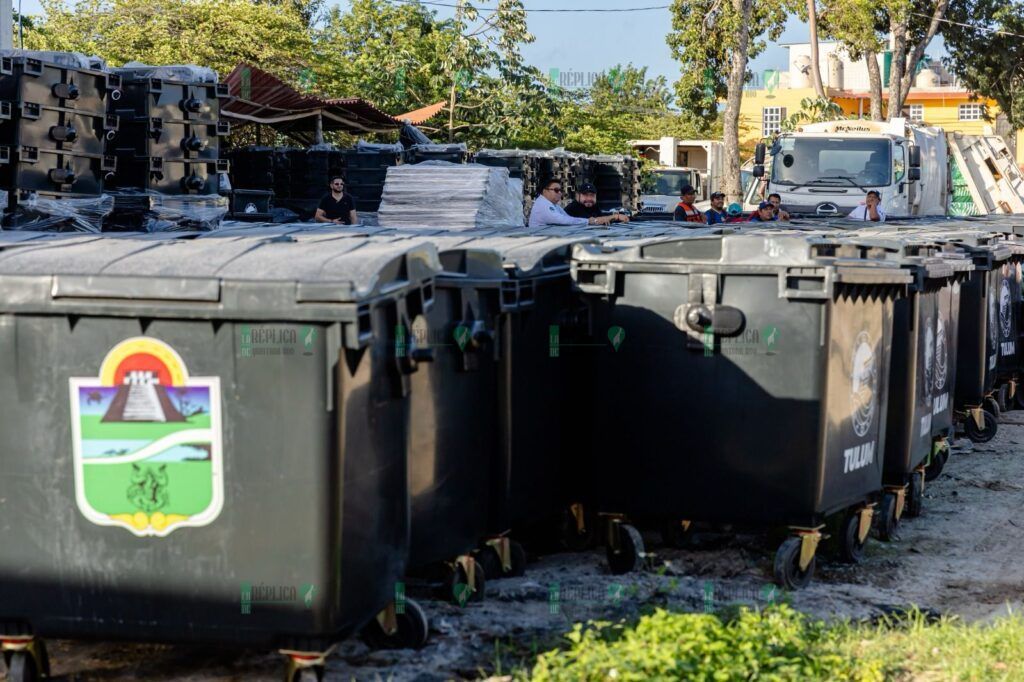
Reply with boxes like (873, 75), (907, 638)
(23, 0), (315, 80)
(885, 0), (949, 120)
(668, 0), (793, 201)
(555, 64), (716, 154)
(819, 0), (887, 120)
(944, 0), (1024, 136)
(781, 96), (847, 130)
(806, 0), (828, 98)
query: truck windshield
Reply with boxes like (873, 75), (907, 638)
(651, 171), (695, 195)
(771, 137), (891, 187)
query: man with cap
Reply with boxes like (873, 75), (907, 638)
(673, 185), (706, 224)
(704, 191), (728, 225)
(529, 176), (613, 228)
(565, 180), (630, 224)
(748, 200), (779, 222)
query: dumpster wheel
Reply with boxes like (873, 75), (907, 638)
(986, 396), (1002, 420)
(906, 469), (926, 518)
(773, 535), (817, 589)
(1, 638), (49, 682)
(441, 556), (486, 606)
(964, 408), (998, 443)
(559, 503), (598, 551)
(876, 491), (902, 542)
(925, 440), (950, 482)
(660, 519), (696, 549)
(606, 522), (645, 575)
(838, 506), (874, 564)
(361, 598), (430, 650)
(477, 537), (527, 579)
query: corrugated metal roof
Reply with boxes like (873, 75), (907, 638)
(397, 101), (447, 125)
(221, 63), (403, 137)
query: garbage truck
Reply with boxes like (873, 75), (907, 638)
(749, 118), (1024, 218)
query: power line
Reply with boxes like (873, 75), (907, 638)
(911, 11), (1024, 40)
(388, 0), (673, 12)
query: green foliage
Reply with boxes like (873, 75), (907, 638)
(527, 606), (875, 681)
(666, 0), (793, 124)
(518, 605), (1024, 681)
(944, 0), (1024, 130)
(781, 97), (848, 131)
(555, 64), (717, 155)
(817, 0), (887, 58)
(24, 0), (315, 79)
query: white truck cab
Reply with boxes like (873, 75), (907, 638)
(753, 119), (948, 218)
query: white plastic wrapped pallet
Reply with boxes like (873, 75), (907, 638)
(376, 161), (525, 230)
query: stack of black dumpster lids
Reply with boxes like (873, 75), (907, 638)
(226, 145), (276, 190)
(341, 141), (404, 213)
(403, 142), (469, 165)
(0, 51), (121, 226)
(589, 154), (641, 212)
(104, 64), (230, 230)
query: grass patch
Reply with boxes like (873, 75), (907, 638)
(80, 414), (211, 440)
(513, 605), (1024, 681)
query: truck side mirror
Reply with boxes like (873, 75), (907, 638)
(908, 146), (921, 168)
(908, 167), (921, 181)
(755, 143), (766, 165)
(753, 165), (765, 178)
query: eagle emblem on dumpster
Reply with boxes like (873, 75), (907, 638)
(69, 337), (224, 536)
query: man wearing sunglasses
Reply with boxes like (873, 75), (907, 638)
(314, 175), (358, 225)
(528, 176), (612, 228)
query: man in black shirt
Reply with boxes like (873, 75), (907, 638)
(314, 176), (358, 225)
(565, 181), (629, 225)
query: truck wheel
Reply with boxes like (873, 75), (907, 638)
(606, 523), (644, 575)
(773, 536), (815, 589)
(839, 511), (868, 564)
(964, 409), (998, 443)
(906, 472), (925, 518)
(876, 493), (900, 542)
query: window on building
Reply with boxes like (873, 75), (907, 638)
(958, 104), (983, 121)
(762, 107), (785, 137)
(909, 104), (924, 122)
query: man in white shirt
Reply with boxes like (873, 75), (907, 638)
(848, 190), (886, 222)
(529, 177), (614, 228)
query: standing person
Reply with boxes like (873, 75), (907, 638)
(529, 177), (610, 227)
(673, 185), (706, 224)
(748, 201), (778, 222)
(704, 191), (728, 224)
(847, 190), (886, 222)
(565, 181), (630, 223)
(314, 176), (358, 225)
(767, 193), (791, 221)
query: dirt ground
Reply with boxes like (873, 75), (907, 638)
(29, 417), (1024, 681)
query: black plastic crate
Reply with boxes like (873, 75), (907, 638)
(113, 118), (228, 161)
(0, 55), (121, 116)
(111, 157), (227, 194)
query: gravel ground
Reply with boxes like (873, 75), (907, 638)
(30, 418), (1024, 681)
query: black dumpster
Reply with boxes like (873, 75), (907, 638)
(572, 231), (911, 588)
(0, 231), (439, 679)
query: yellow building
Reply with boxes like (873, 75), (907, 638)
(740, 42), (1024, 164)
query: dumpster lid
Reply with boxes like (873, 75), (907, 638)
(0, 231), (441, 308)
(816, 236), (958, 280)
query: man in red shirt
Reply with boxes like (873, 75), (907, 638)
(673, 185), (706, 224)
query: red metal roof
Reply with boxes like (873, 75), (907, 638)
(221, 63), (403, 137)
(397, 101), (447, 125)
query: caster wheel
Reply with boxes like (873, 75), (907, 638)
(997, 385), (1009, 413)
(361, 598), (430, 650)
(876, 492), (900, 542)
(906, 472), (924, 518)
(838, 511), (868, 564)
(773, 536), (815, 589)
(478, 539), (528, 579)
(1016, 387), (1024, 411)
(965, 409), (998, 443)
(660, 520), (696, 549)
(288, 666), (324, 682)
(6, 652), (38, 682)
(441, 558), (485, 605)
(924, 447), (948, 482)
(559, 505), (597, 551)
(986, 397), (1001, 420)
(606, 523), (644, 575)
